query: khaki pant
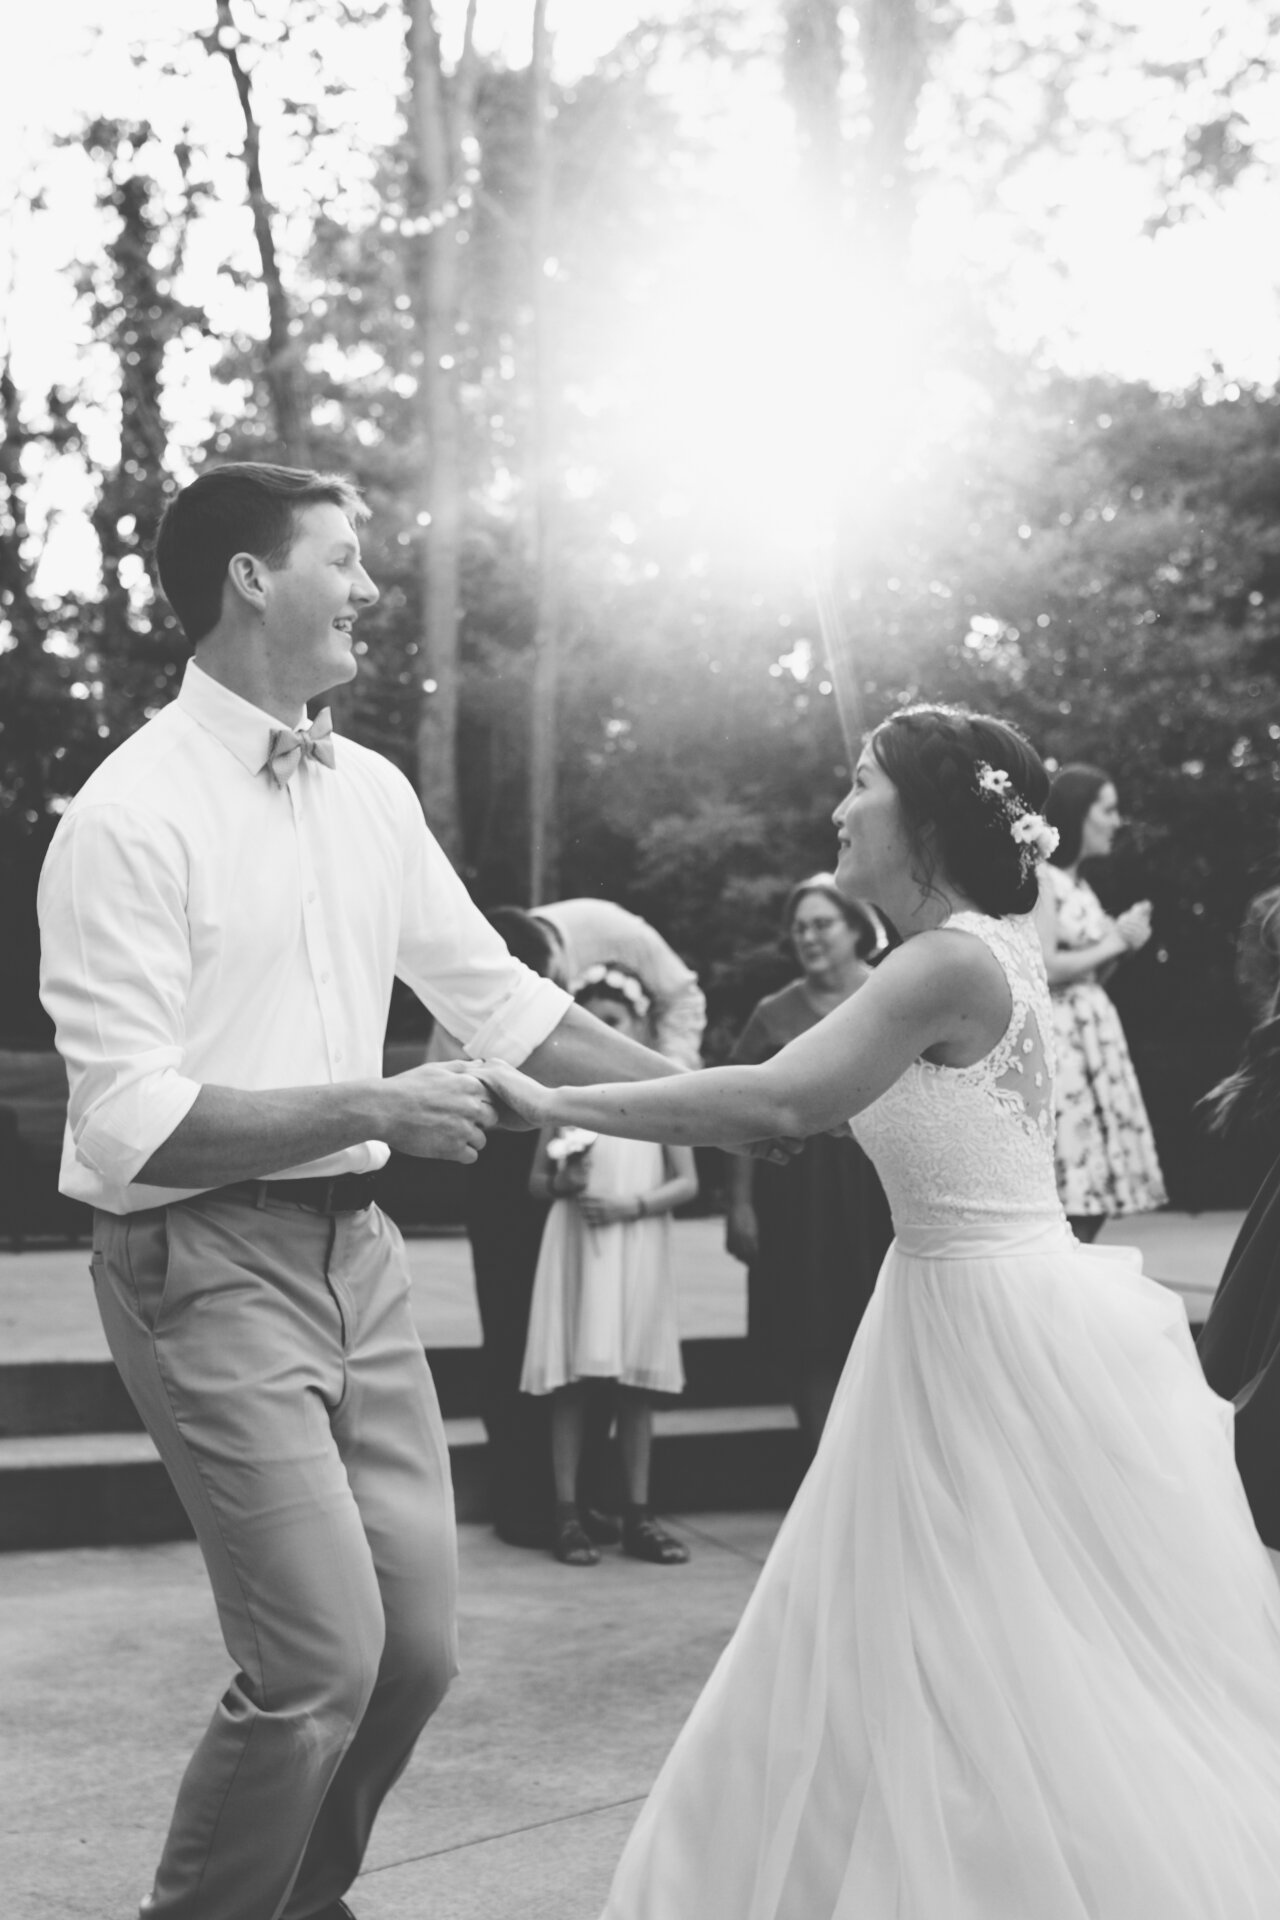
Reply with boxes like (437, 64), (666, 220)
(92, 1189), (459, 1920)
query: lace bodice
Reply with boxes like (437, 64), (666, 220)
(850, 911), (1063, 1228)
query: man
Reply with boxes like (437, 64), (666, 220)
(442, 902), (706, 1543)
(530, 898), (706, 1069)
(427, 899), (705, 1070)
(462, 908), (558, 1547)
(427, 903), (704, 1542)
(38, 463), (677, 1920)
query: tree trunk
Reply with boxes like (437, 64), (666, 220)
(404, 0), (477, 861)
(851, 0), (926, 279)
(782, 0), (927, 759)
(783, 0), (863, 755)
(783, 0), (844, 228)
(527, 0), (559, 904)
(211, 0), (309, 466)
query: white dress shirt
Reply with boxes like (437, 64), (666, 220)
(531, 899), (706, 1069)
(38, 660), (571, 1215)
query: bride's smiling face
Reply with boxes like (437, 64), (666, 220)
(833, 748), (918, 899)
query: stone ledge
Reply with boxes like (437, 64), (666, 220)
(0, 1336), (779, 1437)
(0, 1405), (803, 1552)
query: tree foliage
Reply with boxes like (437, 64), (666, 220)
(3, 1), (1280, 1203)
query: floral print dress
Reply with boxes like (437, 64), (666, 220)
(1044, 864), (1167, 1220)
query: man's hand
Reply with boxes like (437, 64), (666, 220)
(380, 1062), (499, 1163)
(473, 1058), (555, 1133)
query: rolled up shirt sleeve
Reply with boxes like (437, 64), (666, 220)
(395, 791), (571, 1062)
(38, 802), (202, 1187)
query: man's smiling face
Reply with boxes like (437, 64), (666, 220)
(258, 500), (380, 699)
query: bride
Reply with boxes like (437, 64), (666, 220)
(481, 705), (1280, 1919)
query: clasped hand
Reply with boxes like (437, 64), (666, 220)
(1114, 900), (1153, 952)
(471, 1059), (805, 1165)
(473, 1058), (554, 1131)
(578, 1192), (643, 1226)
(378, 1058), (565, 1164)
(378, 1058), (505, 1163)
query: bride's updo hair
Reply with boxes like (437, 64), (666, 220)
(870, 705), (1050, 917)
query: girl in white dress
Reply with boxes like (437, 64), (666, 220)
(483, 705), (1280, 1920)
(522, 962), (698, 1568)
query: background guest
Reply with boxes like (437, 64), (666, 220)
(724, 876), (893, 1456)
(530, 898), (706, 1069)
(448, 899), (703, 1538)
(1196, 980), (1280, 1574)
(523, 963), (698, 1567)
(462, 907), (559, 1548)
(430, 899), (704, 1073)
(1036, 763), (1166, 1242)
(1236, 878), (1280, 1028)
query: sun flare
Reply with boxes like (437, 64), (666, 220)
(586, 125), (975, 571)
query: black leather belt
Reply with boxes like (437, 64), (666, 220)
(236, 1172), (382, 1215)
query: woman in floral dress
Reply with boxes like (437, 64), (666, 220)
(1035, 763), (1166, 1241)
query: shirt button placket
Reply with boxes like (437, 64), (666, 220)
(295, 787), (345, 1080)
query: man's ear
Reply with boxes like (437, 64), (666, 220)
(226, 550), (269, 613)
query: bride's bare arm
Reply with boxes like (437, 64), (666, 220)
(480, 933), (1004, 1148)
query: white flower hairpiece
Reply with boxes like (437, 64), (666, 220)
(974, 761), (1060, 873)
(573, 962), (653, 1019)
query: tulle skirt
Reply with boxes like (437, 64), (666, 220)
(601, 1219), (1280, 1920)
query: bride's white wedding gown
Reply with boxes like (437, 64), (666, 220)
(602, 911), (1280, 1919)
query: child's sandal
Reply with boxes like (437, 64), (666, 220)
(623, 1515), (689, 1565)
(581, 1506), (623, 1546)
(553, 1514), (600, 1566)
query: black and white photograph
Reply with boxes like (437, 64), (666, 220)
(4, 2), (1280, 1916)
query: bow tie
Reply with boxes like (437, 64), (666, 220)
(265, 708), (336, 788)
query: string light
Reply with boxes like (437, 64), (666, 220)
(378, 165), (483, 240)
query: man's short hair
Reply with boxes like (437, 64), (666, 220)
(154, 462), (369, 643)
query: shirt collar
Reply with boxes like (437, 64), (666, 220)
(177, 658), (312, 778)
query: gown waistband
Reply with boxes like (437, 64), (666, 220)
(892, 1216), (1076, 1261)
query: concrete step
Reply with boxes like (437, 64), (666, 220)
(0, 1359), (140, 1436)
(0, 1336), (777, 1438)
(0, 1406), (803, 1552)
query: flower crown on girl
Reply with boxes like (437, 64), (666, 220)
(573, 961), (653, 1021)
(974, 762), (1060, 876)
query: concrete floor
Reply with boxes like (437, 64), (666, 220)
(1, 1512), (781, 1920)
(0, 1206), (1246, 1917)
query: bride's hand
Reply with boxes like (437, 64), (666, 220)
(474, 1059), (555, 1132)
